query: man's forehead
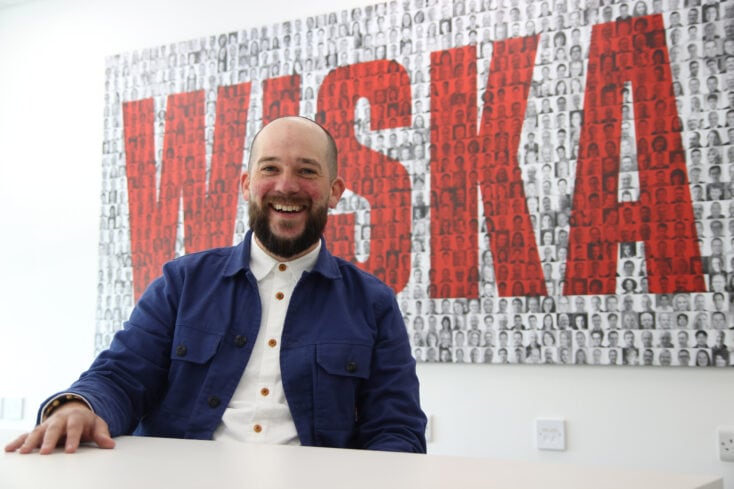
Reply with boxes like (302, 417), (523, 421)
(257, 117), (326, 144)
(254, 120), (328, 157)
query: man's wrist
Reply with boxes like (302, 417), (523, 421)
(41, 393), (93, 422)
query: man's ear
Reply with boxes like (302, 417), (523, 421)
(240, 172), (250, 202)
(328, 177), (346, 209)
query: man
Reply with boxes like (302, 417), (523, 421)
(641, 330), (654, 349)
(590, 330), (603, 347)
(607, 348), (619, 365)
(657, 330), (674, 349)
(694, 330), (709, 348)
(607, 330), (620, 348)
(712, 331), (729, 359)
(642, 349), (654, 366)
(605, 295), (619, 312)
(6, 117), (426, 455)
(659, 349), (672, 366)
(712, 311), (727, 329)
(639, 311), (655, 329)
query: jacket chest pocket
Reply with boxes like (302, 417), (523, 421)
(314, 343), (372, 430)
(171, 325), (222, 364)
(162, 326), (223, 413)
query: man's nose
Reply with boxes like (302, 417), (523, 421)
(273, 171), (300, 193)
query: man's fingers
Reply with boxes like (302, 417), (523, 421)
(4, 405), (114, 455)
(19, 428), (48, 454)
(4, 433), (29, 452)
(92, 418), (115, 449)
(62, 416), (85, 454)
(38, 423), (64, 455)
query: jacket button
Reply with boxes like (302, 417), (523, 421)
(208, 396), (221, 408)
(234, 335), (247, 347)
(345, 361), (358, 373)
(175, 344), (187, 357)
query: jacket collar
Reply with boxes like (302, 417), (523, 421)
(222, 230), (341, 280)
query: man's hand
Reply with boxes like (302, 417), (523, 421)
(4, 402), (115, 454)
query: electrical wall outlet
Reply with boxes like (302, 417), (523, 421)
(717, 426), (734, 462)
(536, 418), (566, 451)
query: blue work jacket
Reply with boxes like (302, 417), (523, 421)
(46, 232), (426, 453)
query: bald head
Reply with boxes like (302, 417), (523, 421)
(248, 116), (338, 180)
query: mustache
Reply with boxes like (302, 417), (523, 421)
(263, 194), (310, 206)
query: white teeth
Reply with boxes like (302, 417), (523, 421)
(272, 203), (303, 212)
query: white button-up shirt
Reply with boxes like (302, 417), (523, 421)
(213, 236), (320, 444)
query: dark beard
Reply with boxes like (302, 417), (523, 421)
(249, 200), (328, 259)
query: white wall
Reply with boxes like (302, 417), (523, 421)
(0, 0), (732, 486)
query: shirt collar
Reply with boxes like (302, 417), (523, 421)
(249, 233), (321, 282)
(223, 231), (340, 280)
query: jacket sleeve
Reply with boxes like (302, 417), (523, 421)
(40, 264), (182, 436)
(354, 292), (427, 453)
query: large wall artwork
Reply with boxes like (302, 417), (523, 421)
(97, 0), (734, 367)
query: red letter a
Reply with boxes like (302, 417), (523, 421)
(566, 15), (704, 294)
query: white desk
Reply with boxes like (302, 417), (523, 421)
(0, 435), (723, 489)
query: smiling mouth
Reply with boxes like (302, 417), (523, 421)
(270, 202), (307, 213)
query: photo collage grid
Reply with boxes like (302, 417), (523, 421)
(96, 0), (734, 367)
